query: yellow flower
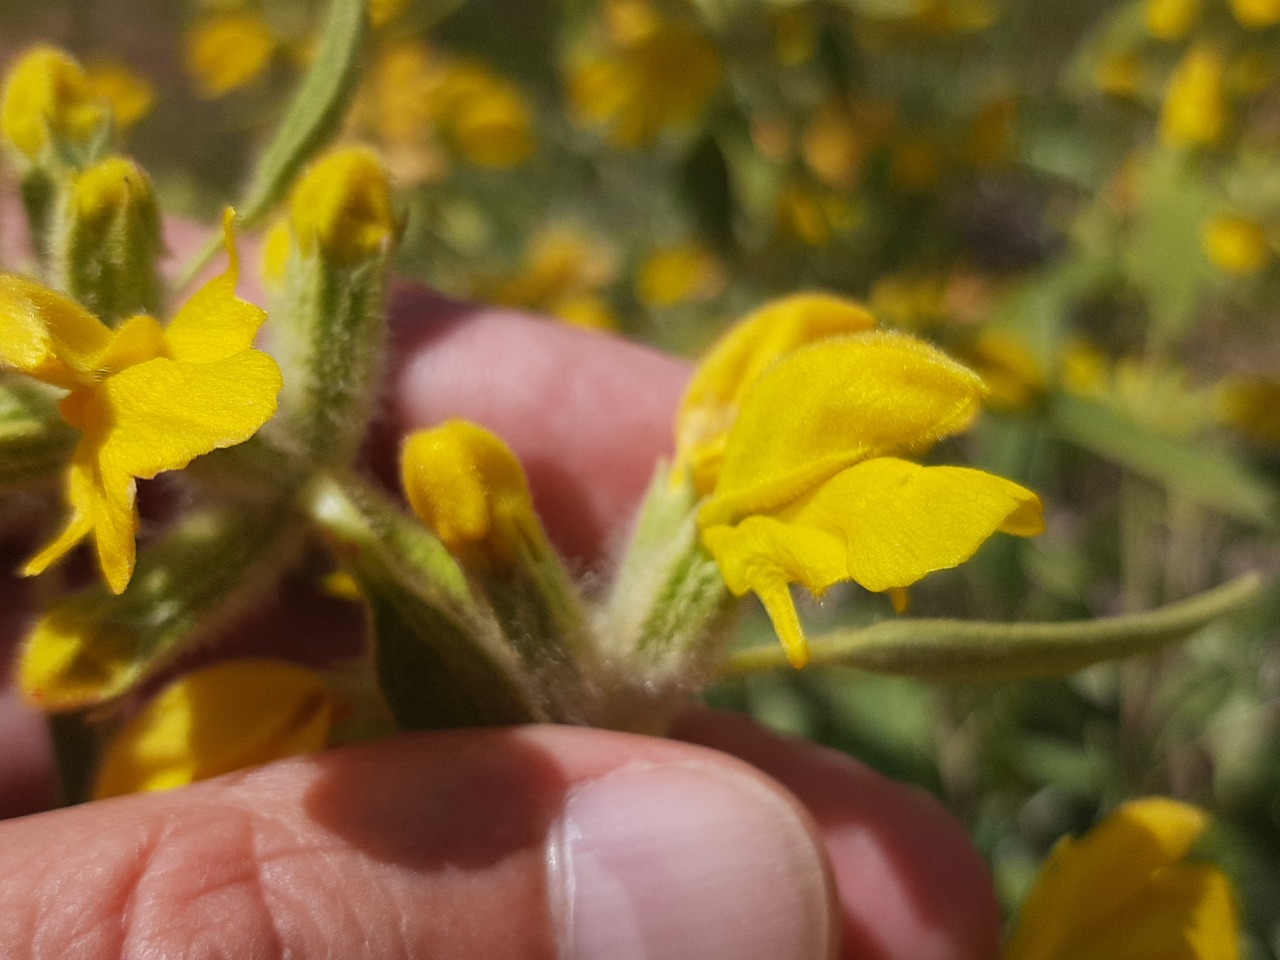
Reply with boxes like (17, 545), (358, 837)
(289, 145), (396, 266)
(1231, 0), (1280, 27)
(83, 60), (155, 132)
(1005, 798), (1238, 960)
(1146, 0), (1202, 40)
(1161, 45), (1228, 148)
(693, 329), (1043, 666)
(955, 330), (1046, 412)
(1094, 50), (1146, 99)
(432, 62), (536, 169)
(636, 243), (724, 308)
(0, 211), (282, 593)
(676, 293), (876, 495)
(569, 15), (721, 147)
(479, 224), (617, 317)
(183, 11), (279, 98)
(368, 0), (411, 29)
(775, 183), (857, 246)
(1202, 214), (1269, 276)
(94, 659), (335, 799)
(402, 420), (544, 571)
(0, 46), (108, 162)
(1218, 376), (1280, 446)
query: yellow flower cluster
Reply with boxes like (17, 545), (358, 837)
(678, 293), (1043, 666)
(0, 214), (281, 592)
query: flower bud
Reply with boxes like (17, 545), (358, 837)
(60, 155), (163, 323)
(289, 145), (395, 266)
(402, 420), (542, 571)
(0, 46), (107, 163)
(94, 659), (334, 798)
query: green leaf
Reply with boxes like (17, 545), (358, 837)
(238, 0), (366, 227)
(723, 574), (1264, 680)
(1050, 393), (1277, 527)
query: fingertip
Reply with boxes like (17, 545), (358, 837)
(674, 708), (1001, 960)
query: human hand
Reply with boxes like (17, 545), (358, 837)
(0, 249), (999, 959)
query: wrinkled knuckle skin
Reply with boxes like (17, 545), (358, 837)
(0, 800), (397, 960)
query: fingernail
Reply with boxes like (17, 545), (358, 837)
(549, 762), (834, 960)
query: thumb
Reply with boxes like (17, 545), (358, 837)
(0, 725), (835, 960)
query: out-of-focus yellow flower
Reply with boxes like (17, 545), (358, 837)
(94, 659), (335, 799)
(1218, 377), (1280, 445)
(289, 146), (395, 266)
(184, 11), (279, 98)
(260, 217), (292, 288)
(1146, 0), (1202, 40)
(402, 420), (543, 571)
(0, 46), (108, 162)
(802, 98), (896, 190)
(1202, 214), (1269, 275)
(1004, 798), (1238, 960)
(956, 330), (1046, 412)
(1161, 45), (1228, 148)
(911, 0), (999, 35)
(775, 183), (856, 246)
(368, 0), (411, 29)
(432, 63), (535, 168)
(0, 212), (281, 593)
(569, 11), (721, 147)
(552, 292), (619, 331)
(1063, 340), (1214, 435)
(889, 132), (946, 191)
(1231, 0), (1280, 27)
(1094, 50), (1146, 98)
(479, 224), (617, 327)
(696, 329), (1043, 666)
(774, 8), (818, 66)
(636, 243), (725, 308)
(870, 271), (952, 330)
(965, 96), (1017, 169)
(84, 60), (155, 132)
(676, 293), (877, 496)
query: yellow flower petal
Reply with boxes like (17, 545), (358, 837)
(288, 147), (396, 265)
(164, 212), (269, 362)
(98, 350), (282, 481)
(701, 331), (987, 527)
(702, 458), (1042, 666)
(0, 46), (107, 161)
(84, 60), (155, 131)
(401, 420), (542, 569)
(1005, 799), (1237, 960)
(677, 292), (876, 492)
(94, 659), (334, 798)
(1202, 214), (1269, 276)
(24, 445), (136, 594)
(0, 274), (113, 388)
(1161, 45), (1228, 149)
(183, 12), (278, 98)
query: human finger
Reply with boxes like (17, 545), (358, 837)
(676, 708), (1000, 960)
(0, 725), (835, 960)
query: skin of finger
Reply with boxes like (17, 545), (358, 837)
(384, 284), (691, 568)
(675, 709), (1001, 960)
(0, 725), (828, 960)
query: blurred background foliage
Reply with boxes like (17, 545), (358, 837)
(3, 0), (1279, 951)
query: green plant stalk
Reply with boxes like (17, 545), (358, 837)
(722, 574), (1264, 680)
